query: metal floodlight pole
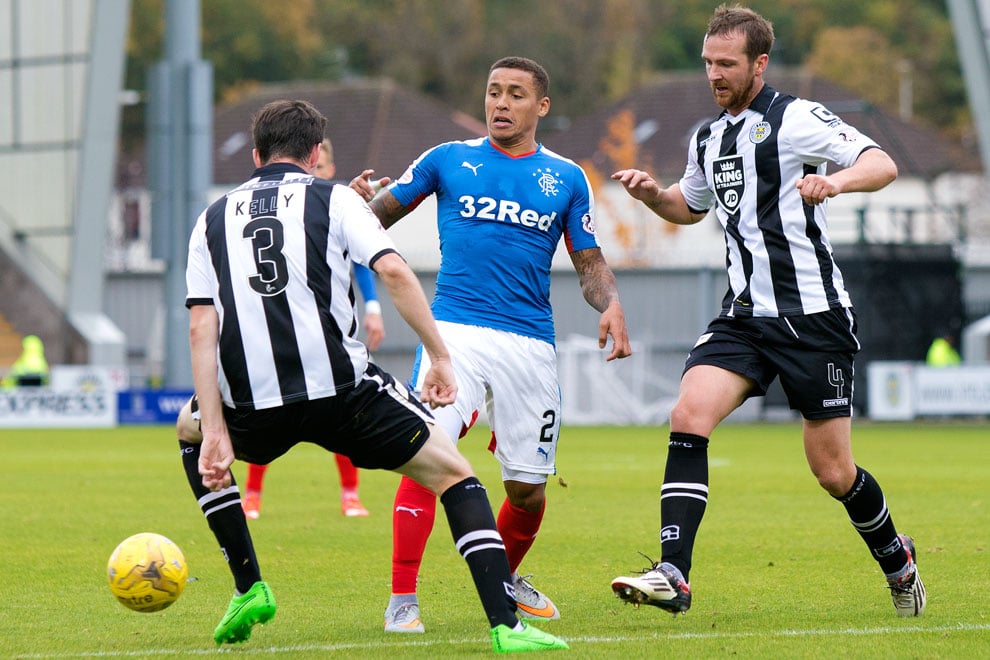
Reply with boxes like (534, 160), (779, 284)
(149, 0), (213, 388)
(947, 0), (990, 175)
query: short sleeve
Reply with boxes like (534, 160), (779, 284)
(562, 164), (600, 253)
(185, 209), (215, 307)
(331, 184), (399, 268)
(678, 129), (715, 213)
(389, 143), (445, 208)
(784, 100), (880, 169)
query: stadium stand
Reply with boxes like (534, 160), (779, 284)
(0, 313), (23, 369)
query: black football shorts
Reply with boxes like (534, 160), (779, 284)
(684, 307), (860, 419)
(215, 362), (434, 470)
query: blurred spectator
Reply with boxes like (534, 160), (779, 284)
(1, 335), (50, 387)
(926, 334), (961, 367)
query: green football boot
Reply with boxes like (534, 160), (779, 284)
(213, 581), (276, 644)
(491, 621), (569, 653)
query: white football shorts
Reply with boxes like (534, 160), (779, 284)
(411, 320), (561, 483)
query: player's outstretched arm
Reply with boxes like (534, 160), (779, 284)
(349, 169), (412, 229)
(570, 247), (632, 362)
(372, 252), (457, 407)
(796, 148), (898, 206)
(611, 169), (705, 226)
(349, 169), (390, 200)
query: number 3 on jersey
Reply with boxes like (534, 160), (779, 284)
(243, 217), (288, 296)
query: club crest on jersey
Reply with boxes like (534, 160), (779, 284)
(533, 167), (561, 197)
(713, 155), (745, 214)
(581, 213), (595, 235)
(749, 121), (772, 143)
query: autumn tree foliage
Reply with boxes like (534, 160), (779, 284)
(123, 0), (969, 150)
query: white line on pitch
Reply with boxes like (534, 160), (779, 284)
(16, 622), (990, 658)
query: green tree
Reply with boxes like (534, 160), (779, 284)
(121, 0), (971, 156)
(122, 0), (329, 150)
(805, 26), (900, 112)
(204, 0), (325, 103)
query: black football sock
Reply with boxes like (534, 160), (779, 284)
(440, 477), (518, 629)
(179, 440), (261, 593)
(659, 432), (710, 581)
(835, 466), (909, 575)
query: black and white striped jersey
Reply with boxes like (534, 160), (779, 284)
(186, 162), (397, 411)
(679, 84), (881, 318)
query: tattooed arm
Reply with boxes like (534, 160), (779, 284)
(570, 247), (632, 361)
(349, 169), (412, 229)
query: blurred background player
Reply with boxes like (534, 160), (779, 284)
(352, 56), (630, 633)
(316, 139), (386, 354)
(179, 98), (567, 651)
(241, 137), (385, 519)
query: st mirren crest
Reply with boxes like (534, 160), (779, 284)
(749, 121), (771, 143)
(533, 167), (561, 197)
(713, 155), (745, 214)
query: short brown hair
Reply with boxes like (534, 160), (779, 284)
(490, 56), (550, 99)
(251, 99), (327, 164)
(706, 4), (775, 62)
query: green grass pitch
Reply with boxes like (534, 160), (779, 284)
(3, 421), (988, 657)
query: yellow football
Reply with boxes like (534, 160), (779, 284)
(107, 532), (187, 612)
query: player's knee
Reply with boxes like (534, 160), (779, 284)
(175, 400), (202, 444)
(445, 451), (474, 481)
(431, 462), (477, 497)
(669, 399), (711, 432)
(812, 464), (854, 497)
(408, 436), (474, 494)
(668, 402), (690, 429)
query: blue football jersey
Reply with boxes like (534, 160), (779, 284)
(389, 137), (599, 344)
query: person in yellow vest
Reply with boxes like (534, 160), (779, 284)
(926, 334), (961, 367)
(1, 335), (50, 387)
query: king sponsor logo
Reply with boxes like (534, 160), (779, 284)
(713, 155), (745, 214)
